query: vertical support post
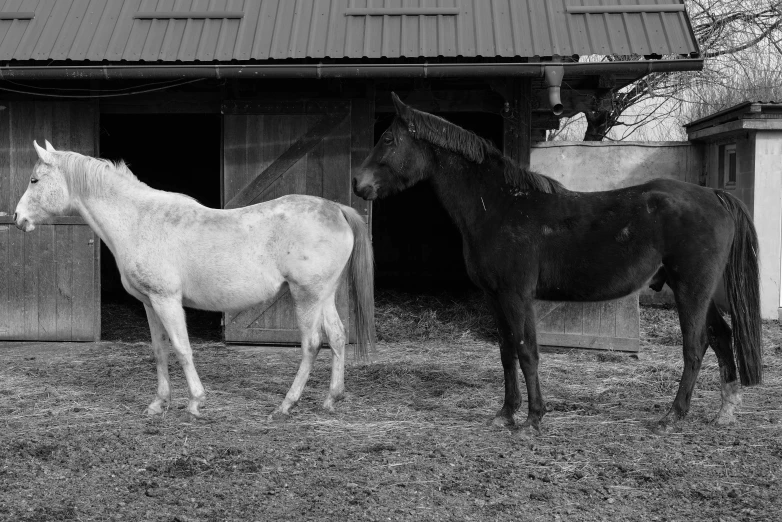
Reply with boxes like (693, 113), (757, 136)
(752, 131), (782, 320)
(502, 78), (532, 168)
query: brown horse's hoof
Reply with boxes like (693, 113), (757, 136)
(488, 415), (515, 430)
(514, 419), (542, 438)
(651, 417), (683, 435)
(710, 413), (736, 427)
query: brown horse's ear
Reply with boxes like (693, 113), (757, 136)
(391, 92), (408, 119)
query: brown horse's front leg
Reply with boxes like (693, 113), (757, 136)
(486, 294), (523, 428)
(515, 302), (546, 434)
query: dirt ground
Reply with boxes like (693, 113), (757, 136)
(1, 303), (780, 522)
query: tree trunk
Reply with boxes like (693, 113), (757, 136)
(582, 110), (612, 141)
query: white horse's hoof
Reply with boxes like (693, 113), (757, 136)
(268, 409), (290, 422)
(146, 400), (167, 416)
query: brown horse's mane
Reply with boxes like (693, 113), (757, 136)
(399, 106), (567, 194)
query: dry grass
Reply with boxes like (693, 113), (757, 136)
(2, 294), (781, 521)
(375, 289), (499, 343)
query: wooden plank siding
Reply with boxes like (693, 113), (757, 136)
(534, 296), (640, 352)
(221, 99), (368, 345)
(0, 101), (100, 341)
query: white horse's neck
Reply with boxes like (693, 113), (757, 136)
(61, 153), (150, 257)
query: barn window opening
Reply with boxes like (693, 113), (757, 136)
(719, 143), (737, 189)
(99, 113), (222, 343)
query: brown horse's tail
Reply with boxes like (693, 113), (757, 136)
(717, 190), (762, 386)
(340, 205), (376, 359)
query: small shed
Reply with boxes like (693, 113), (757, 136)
(685, 102), (782, 321)
(0, 0), (702, 348)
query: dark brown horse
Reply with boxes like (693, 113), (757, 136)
(354, 93), (762, 434)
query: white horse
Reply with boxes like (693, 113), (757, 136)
(14, 140), (375, 419)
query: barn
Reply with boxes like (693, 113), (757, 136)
(0, 0), (701, 348)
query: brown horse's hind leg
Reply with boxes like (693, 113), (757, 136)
(322, 300), (347, 412)
(485, 293), (523, 428)
(706, 300), (742, 425)
(654, 279), (713, 434)
(143, 304), (171, 415)
(270, 298), (322, 419)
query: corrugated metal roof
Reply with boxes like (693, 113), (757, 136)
(0, 0), (698, 62)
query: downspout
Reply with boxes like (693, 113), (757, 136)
(543, 65), (564, 116)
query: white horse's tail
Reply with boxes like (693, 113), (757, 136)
(339, 205), (375, 359)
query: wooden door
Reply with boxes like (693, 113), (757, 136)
(222, 99), (372, 345)
(535, 295), (640, 352)
(0, 101), (100, 341)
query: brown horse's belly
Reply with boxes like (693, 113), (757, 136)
(536, 257), (661, 302)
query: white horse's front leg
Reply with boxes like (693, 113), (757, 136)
(143, 304), (171, 415)
(151, 298), (206, 417)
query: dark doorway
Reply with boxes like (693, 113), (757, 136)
(98, 114), (223, 342)
(371, 112), (504, 294)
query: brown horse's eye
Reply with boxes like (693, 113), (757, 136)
(30, 178), (39, 184)
(383, 133), (394, 144)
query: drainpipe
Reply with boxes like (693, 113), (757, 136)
(543, 65), (564, 116)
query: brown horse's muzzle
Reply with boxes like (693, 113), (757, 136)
(352, 170), (377, 201)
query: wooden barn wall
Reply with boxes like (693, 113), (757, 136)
(0, 101), (99, 341)
(221, 97), (373, 345)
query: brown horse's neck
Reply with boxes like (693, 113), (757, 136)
(427, 148), (513, 236)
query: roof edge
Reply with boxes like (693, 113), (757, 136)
(0, 59), (703, 80)
(684, 101), (782, 129)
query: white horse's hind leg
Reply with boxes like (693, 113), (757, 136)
(150, 298), (206, 417)
(143, 304), (171, 415)
(271, 301), (322, 418)
(322, 300), (346, 412)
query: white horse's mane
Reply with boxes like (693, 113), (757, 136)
(54, 151), (144, 198)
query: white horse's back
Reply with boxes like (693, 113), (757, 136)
(121, 193), (353, 313)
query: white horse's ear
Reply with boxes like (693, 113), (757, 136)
(33, 140), (55, 164)
(44, 140), (56, 152)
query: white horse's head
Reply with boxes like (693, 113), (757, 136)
(14, 140), (70, 232)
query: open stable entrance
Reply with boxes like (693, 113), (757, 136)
(371, 112), (503, 292)
(98, 113), (223, 340)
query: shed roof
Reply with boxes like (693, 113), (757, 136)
(0, 0), (698, 63)
(685, 102), (782, 141)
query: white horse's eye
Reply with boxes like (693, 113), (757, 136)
(30, 178), (39, 184)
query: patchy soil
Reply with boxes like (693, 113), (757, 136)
(1, 302), (780, 521)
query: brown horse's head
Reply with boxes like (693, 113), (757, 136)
(352, 93), (433, 201)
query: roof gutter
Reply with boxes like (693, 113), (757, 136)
(0, 59), (703, 80)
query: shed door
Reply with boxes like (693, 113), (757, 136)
(0, 101), (99, 341)
(222, 100), (370, 345)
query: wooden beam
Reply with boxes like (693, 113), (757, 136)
(0, 216), (87, 225)
(374, 89), (504, 114)
(503, 78), (532, 168)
